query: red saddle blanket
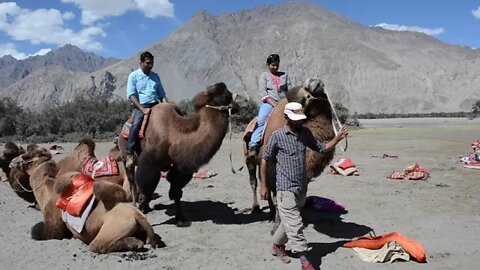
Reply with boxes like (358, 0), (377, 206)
(120, 113), (150, 139)
(55, 174), (95, 217)
(82, 156), (119, 177)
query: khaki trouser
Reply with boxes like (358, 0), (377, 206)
(272, 190), (308, 253)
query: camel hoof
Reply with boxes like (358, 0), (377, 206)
(251, 205), (262, 214)
(150, 234), (165, 249)
(138, 203), (152, 214)
(175, 219), (191, 227)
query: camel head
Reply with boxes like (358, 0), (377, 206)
(0, 142), (25, 175)
(192, 82), (241, 114)
(9, 145), (53, 177)
(287, 76), (331, 119)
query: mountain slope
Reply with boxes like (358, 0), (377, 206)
(3, 3), (479, 113)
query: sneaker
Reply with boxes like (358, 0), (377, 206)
(301, 260), (315, 270)
(271, 244), (291, 264)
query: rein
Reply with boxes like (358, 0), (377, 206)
(4, 156), (47, 193)
(323, 88), (348, 152)
(205, 104), (237, 174)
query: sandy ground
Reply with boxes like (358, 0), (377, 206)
(0, 118), (479, 270)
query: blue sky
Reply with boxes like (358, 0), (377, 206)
(1, 0), (479, 59)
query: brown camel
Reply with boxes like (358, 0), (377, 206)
(0, 142), (35, 203)
(57, 138), (131, 200)
(243, 76), (336, 218)
(9, 146), (162, 253)
(118, 82), (243, 226)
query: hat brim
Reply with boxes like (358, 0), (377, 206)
(284, 110), (307, 121)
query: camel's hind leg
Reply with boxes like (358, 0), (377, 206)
(135, 150), (162, 213)
(246, 160), (261, 214)
(166, 165), (193, 227)
(88, 208), (143, 253)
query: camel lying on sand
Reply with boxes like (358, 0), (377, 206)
(244, 76), (336, 218)
(9, 146), (162, 253)
(118, 82), (245, 226)
(0, 142), (35, 203)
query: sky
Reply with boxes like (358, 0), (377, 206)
(0, 0), (479, 60)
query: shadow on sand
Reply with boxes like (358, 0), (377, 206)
(151, 200), (271, 226)
(301, 209), (374, 269)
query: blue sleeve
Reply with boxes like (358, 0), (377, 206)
(126, 72), (137, 100)
(263, 133), (278, 161)
(305, 128), (327, 153)
(155, 73), (166, 100)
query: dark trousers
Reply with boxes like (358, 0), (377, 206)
(126, 102), (157, 155)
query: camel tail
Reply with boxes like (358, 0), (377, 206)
(134, 210), (161, 248)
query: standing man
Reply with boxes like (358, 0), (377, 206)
(125, 51), (168, 165)
(260, 102), (348, 270)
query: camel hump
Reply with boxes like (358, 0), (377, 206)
(93, 181), (127, 203)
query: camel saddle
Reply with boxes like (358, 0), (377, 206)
(82, 155), (119, 178)
(120, 113), (151, 139)
(55, 174), (95, 217)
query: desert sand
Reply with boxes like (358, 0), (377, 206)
(0, 118), (479, 270)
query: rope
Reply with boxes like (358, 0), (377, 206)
(228, 107), (236, 174)
(324, 87), (348, 152)
(204, 104), (236, 173)
(1, 174), (46, 193)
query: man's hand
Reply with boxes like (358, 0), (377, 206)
(142, 108), (152, 115)
(260, 185), (269, 200)
(337, 126), (349, 140)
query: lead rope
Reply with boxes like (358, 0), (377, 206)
(228, 107), (236, 174)
(324, 88), (348, 152)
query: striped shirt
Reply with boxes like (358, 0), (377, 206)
(263, 125), (327, 194)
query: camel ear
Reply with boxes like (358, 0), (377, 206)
(54, 172), (77, 194)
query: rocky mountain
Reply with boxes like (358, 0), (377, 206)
(0, 44), (119, 94)
(2, 3), (479, 113)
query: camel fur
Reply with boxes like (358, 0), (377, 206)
(119, 82), (244, 226)
(9, 147), (163, 253)
(244, 76), (335, 220)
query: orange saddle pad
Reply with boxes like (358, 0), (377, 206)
(344, 232), (427, 263)
(55, 174), (95, 217)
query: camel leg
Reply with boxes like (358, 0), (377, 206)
(125, 161), (137, 207)
(135, 151), (161, 213)
(247, 161), (261, 214)
(166, 165), (193, 227)
(88, 208), (143, 253)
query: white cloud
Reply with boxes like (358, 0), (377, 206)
(62, 0), (174, 25)
(0, 42), (51, 60)
(0, 2), (105, 51)
(473, 6), (480, 19)
(134, 0), (174, 19)
(374, 23), (444, 36)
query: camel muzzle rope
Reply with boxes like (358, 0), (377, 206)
(205, 104), (237, 174)
(323, 88), (348, 152)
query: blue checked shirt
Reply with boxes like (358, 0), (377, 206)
(126, 68), (166, 105)
(263, 125), (327, 194)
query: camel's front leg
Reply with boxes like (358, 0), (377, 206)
(135, 151), (161, 214)
(167, 166), (192, 227)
